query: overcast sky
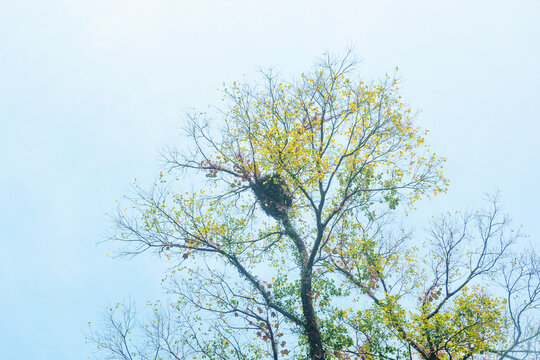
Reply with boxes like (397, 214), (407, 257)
(1, 1), (539, 358)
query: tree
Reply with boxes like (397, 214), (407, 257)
(88, 52), (540, 360)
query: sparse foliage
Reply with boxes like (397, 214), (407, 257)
(90, 52), (539, 360)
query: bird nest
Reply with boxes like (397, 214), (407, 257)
(251, 174), (292, 220)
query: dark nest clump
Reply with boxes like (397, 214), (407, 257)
(251, 173), (292, 220)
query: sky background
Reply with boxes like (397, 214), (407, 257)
(1, 1), (539, 358)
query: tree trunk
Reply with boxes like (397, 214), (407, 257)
(301, 269), (325, 360)
(282, 216), (325, 359)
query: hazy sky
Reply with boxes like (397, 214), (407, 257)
(1, 1), (539, 358)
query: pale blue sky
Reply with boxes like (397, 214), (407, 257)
(1, 1), (539, 358)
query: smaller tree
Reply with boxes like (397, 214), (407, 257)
(89, 52), (540, 360)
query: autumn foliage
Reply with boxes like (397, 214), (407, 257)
(89, 53), (539, 360)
